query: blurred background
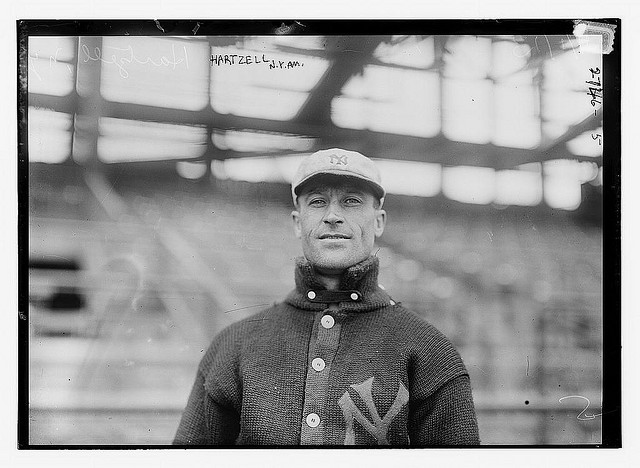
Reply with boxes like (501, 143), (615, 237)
(27, 33), (603, 445)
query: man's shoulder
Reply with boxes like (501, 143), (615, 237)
(213, 301), (290, 337)
(386, 302), (466, 362)
(198, 302), (289, 368)
(385, 302), (453, 343)
(206, 300), (305, 347)
(387, 302), (469, 393)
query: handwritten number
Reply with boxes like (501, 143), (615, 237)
(559, 395), (603, 421)
(586, 67), (603, 109)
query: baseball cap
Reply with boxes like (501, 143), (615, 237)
(291, 148), (385, 205)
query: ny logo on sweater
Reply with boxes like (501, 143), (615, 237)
(337, 377), (409, 445)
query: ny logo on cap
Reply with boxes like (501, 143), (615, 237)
(329, 154), (348, 165)
(337, 377), (409, 445)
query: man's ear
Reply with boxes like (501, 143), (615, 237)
(292, 210), (302, 239)
(374, 209), (386, 238)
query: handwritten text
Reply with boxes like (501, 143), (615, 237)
(81, 43), (190, 79)
(559, 395), (603, 421)
(28, 49), (74, 81)
(210, 53), (304, 70)
(210, 54), (268, 66)
(586, 67), (603, 113)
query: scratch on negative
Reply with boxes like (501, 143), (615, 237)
(245, 306), (275, 324)
(544, 35), (553, 59)
(225, 303), (271, 314)
(566, 35), (580, 60)
(473, 364), (488, 375)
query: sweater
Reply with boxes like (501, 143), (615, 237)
(173, 256), (479, 446)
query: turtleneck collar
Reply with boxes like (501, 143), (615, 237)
(285, 256), (392, 312)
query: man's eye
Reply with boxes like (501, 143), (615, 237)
(308, 199), (326, 206)
(344, 197), (362, 205)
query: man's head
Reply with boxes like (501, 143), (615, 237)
(291, 149), (386, 274)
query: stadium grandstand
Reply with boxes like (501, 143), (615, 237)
(26, 31), (604, 445)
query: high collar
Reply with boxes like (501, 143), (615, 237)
(285, 256), (392, 312)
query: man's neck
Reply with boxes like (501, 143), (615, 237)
(315, 271), (342, 291)
(288, 256), (388, 311)
(292, 256), (380, 296)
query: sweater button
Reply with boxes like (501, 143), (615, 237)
(306, 413), (320, 428)
(307, 291), (316, 300)
(311, 357), (326, 372)
(350, 292), (359, 301)
(321, 315), (335, 329)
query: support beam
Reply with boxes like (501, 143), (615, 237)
(72, 36), (105, 167)
(33, 89), (595, 168)
(539, 112), (603, 154)
(295, 36), (389, 124)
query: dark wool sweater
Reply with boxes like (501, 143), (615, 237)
(173, 256), (480, 446)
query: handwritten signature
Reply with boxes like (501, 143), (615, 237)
(558, 395), (603, 421)
(80, 43), (190, 79)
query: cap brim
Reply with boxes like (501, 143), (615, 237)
(293, 171), (385, 200)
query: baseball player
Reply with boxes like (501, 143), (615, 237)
(174, 148), (479, 445)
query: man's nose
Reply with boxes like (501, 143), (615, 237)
(323, 201), (344, 224)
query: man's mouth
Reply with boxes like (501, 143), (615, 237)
(318, 233), (351, 240)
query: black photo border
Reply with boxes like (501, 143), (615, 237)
(17, 18), (621, 449)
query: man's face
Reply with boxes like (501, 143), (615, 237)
(292, 177), (386, 274)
